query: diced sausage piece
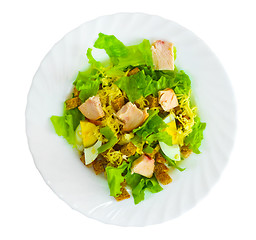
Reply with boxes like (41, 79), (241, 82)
(158, 88), (179, 112)
(146, 95), (159, 108)
(127, 67), (140, 76)
(92, 155), (108, 175)
(78, 96), (105, 120)
(131, 155), (155, 178)
(116, 102), (149, 131)
(155, 152), (167, 164)
(120, 142), (137, 157)
(65, 97), (82, 110)
(151, 40), (175, 70)
(180, 145), (193, 158)
(111, 96), (125, 112)
(73, 86), (80, 97)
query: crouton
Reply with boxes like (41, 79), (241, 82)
(115, 186), (130, 201)
(180, 145), (193, 158)
(154, 162), (172, 185)
(127, 67), (140, 76)
(111, 96), (125, 112)
(120, 142), (137, 157)
(73, 86), (80, 97)
(80, 153), (85, 165)
(92, 155), (108, 175)
(173, 106), (182, 115)
(80, 153), (93, 168)
(65, 97), (82, 110)
(155, 172), (172, 185)
(155, 152), (167, 164)
(146, 95), (159, 108)
(154, 162), (169, 174)
(145, 145), (160, 159)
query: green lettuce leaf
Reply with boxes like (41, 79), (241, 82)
(115, 71), (152, 102)
(173, 70), (191, 95)
(145, 131), (172, 146)
(97, 126), (119, 154)
(86, 48), (102, 69)
(94, 33), (128, 58)
(133, 109), (167, 141)
(146, 176), (163, 193)
(131, 178), (146, 204)
(93, 33), (153, 69)
(74, 71), (101, 102)
(105, 161), (128, 197)
(116, 39), (153, 69)
(125, 157), (163, 204)
(50, 108), (84, 146)
(143, 145), (154, 154)
(185, 117), (206, 154)
(115, 69), (179, 102)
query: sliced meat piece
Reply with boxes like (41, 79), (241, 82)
(151, 40), (175, 70)
(78, 95), (105, 120)
(127, 67), (140, 76)
(111, 96), (125, 112)
(158, 88), (179, 112)
(120, 142), (137, 157)
(116, 102), (148, 131)
(65, 97), (82, 110)
(88, 119), (102, 126)
(131, 155), (155, 178)
(146, 95), (159, 108)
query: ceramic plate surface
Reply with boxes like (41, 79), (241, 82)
(26, 13), (236, 226)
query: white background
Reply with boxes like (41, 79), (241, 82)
(1, 0), (255, 239)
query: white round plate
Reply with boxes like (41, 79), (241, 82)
(26, 13), (236, 226)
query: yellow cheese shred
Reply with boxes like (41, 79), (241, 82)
(173, 91), (197, 146)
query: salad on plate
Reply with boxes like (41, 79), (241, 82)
(51, 33), (206, 204)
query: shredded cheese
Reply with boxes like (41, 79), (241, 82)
(135, 96), (148, 109)
(102, 148), (124, 166)
(98, 84), (123, 136)
(173, 91), (197, 146)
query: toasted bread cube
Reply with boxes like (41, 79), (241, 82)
(65, 97), (82, 110)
